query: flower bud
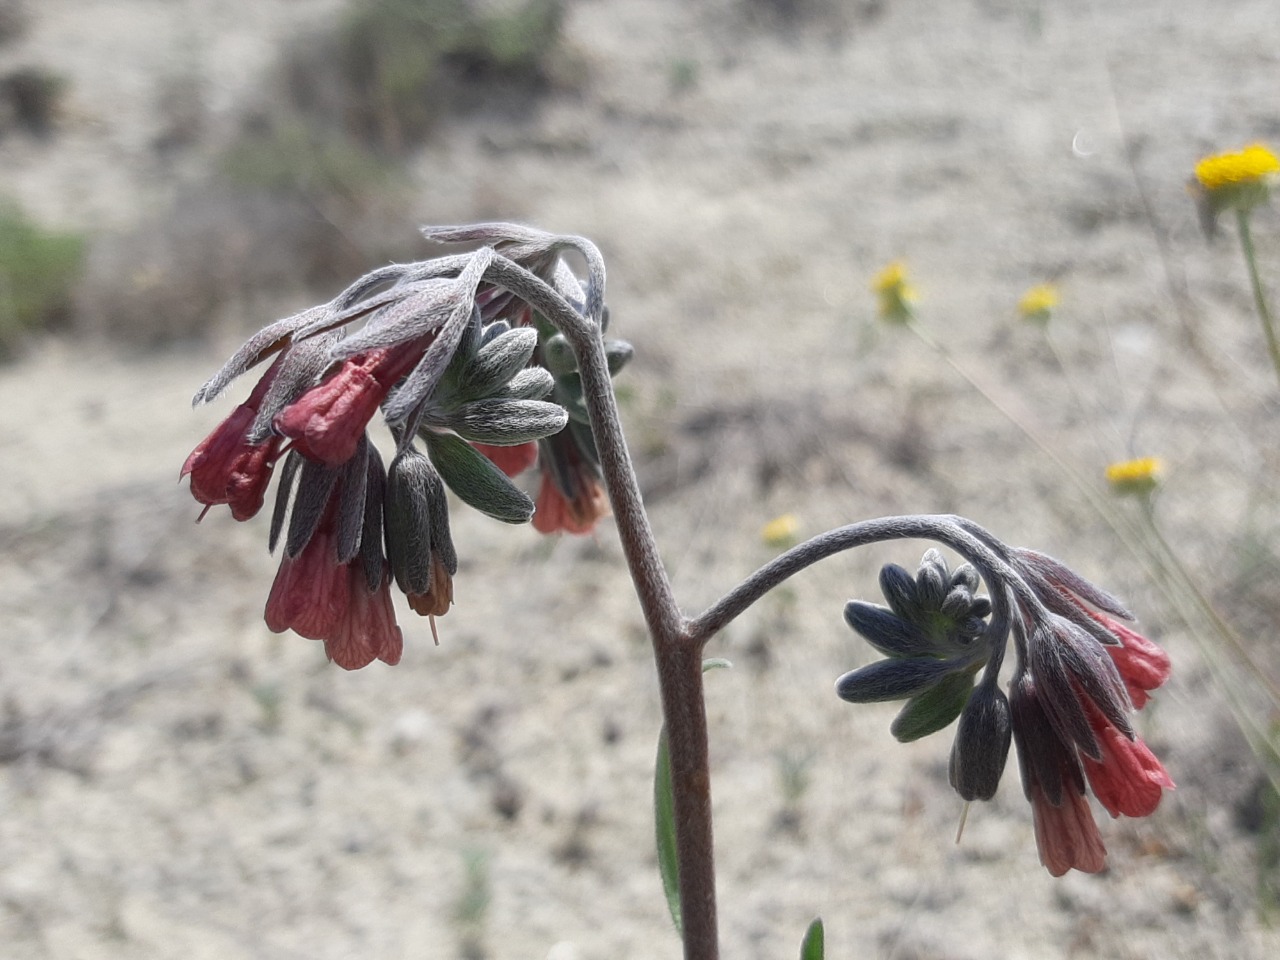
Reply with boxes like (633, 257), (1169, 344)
(948, 682), (1012, 801)
(835, 656), (964, 704)
(457, 327), (539, 397)
(843, 601), (935, 658)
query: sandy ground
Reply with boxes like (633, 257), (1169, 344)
(3, 0), (1280, 957)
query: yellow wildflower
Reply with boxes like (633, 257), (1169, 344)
(1194, 143), (1280, 192)
(1191, 143), (1278, 231)
(1018, 283), (1058, 324)
(1105, 457), (1163, 497)
(761, 513), (800, 548)
(872, 261), (915, 323)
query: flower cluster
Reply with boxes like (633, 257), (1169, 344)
(183, 224), (631, 668)
(836, 525), (1172, 875)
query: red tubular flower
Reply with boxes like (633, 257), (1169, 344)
(264, 521), (351, 640)
(275, 342), (427, 467)
(265, 486), (404, 668)
(1011, 673), (1108, 876)
(324, 564), (404, 670)
(182, 357), (284, 520)
(473, 441), (539, 478)
(532, 431), (610, 535)
(1080, 699), (1175, 818)
(532, 473), (609, 534)
(1092, 612), (1172, 709)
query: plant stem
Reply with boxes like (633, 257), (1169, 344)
(654, 637), (719, 959)
(1236, 207), (1280, 389)
(540, 254), (718, 959)
(689, 515), (1021, 647)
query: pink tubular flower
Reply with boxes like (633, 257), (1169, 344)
(182, 356), (283, 520)
(274, 342), (427, 467)
(473, 441), (539, 478)
(1030, 781), (1107, 877)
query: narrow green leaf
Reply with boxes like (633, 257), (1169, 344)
(800, 917), (824, 960)
(654, 726), (682, 936)
(702, 657), (733, 673)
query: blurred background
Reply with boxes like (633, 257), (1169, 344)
(2, 0), (1279, 957)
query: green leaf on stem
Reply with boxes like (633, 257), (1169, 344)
(654, 726), (681, 935)
(800, 917), (825, 960)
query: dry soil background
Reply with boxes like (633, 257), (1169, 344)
(3, 1), (1280, 959)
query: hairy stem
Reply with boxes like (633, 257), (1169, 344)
(501, 250), (716, 958)
(655, 638), (719, 959)
(688, 515), (1025, 647)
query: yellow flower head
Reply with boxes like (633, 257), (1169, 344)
(872, 261), (916, 323)
(1105, 457), (1164, 497)
(1194, 143), (1280, 192)
(761, 513), (800, 548)
(1018, 283), (1058, 324)
(1191, 143), (1278, 230)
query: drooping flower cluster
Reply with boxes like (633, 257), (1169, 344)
(183, 224), (632, 668)
(836, 525), (1172, 876)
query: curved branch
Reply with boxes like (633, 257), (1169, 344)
(482, 254), (682, 641)
(686, 514), (1042, 649)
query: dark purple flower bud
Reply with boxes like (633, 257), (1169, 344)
(1009, 672), (1084, 807)
(835, 656), (965, 704)
(948, 681), (1012, 801)
(386, 447), (451, 597)
(878, 563), (920, 621)
(915, 548), (949, 609)
(843, 601), (935, 658)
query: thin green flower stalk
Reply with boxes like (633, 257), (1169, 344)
(1234, 208), (1280, 389)
(1192, 143), (1280, 389)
